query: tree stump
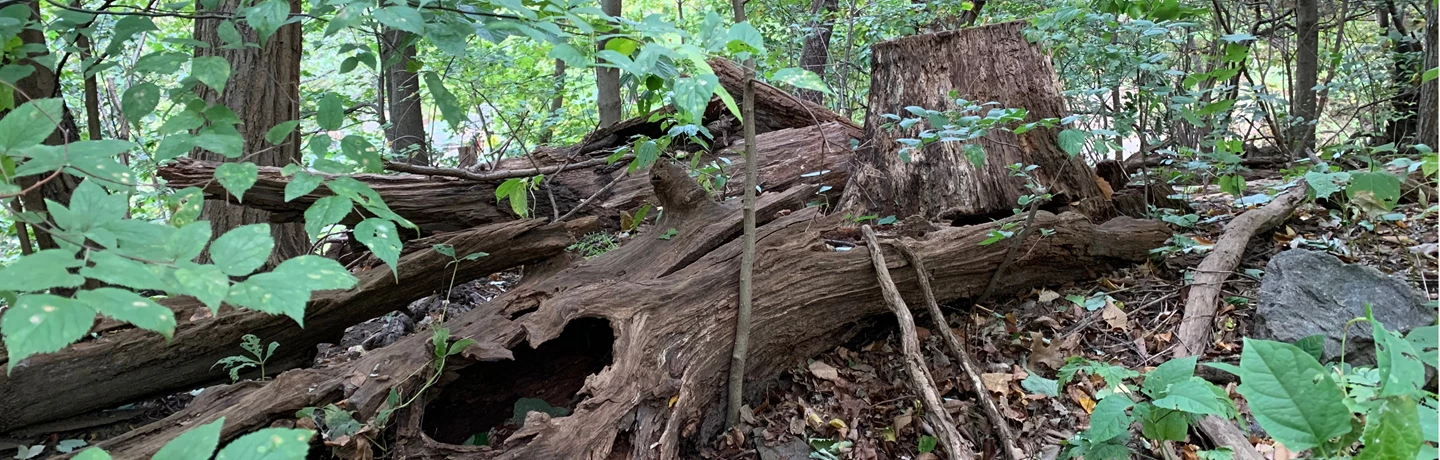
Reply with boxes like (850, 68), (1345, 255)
(839, 21), (1113, 224)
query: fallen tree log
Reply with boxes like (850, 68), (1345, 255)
(0, 218), (583, 433)
(158, 122), (859, 234)
(90, 164), (1169, 458)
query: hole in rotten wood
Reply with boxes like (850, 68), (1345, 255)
(420, 317), (614, 445)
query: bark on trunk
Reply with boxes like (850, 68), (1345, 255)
(10, 0), (82, 251)
(383, 29), (430, 165)
(596, 0), (623, 128)
(1290, 0), (1319, 156)
(159, 122), (860, 234)
(795, 0), (837, 105)
(1419, 0), (1438, 147)
(837, 21), (1113, 224)
(192, 0), (309, 266)
(537, 58), (567, 145)
(0, 219), (582, 433)
(84, 163), (1169, 458)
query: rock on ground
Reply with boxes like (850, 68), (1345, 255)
(1254, 249), (1436, 364)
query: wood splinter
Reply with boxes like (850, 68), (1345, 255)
(861, 225), (974, 460)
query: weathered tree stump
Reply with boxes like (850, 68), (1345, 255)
(839, 21), (1113, 224)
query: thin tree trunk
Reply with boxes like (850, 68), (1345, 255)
(724, 0), (759, 429)
(596, 0), (623, 128)
(382, 29), (429, 165)
(1289, 0), (1319, 157)
(795, 0), (836, 104)
(1417, 0), (1437, 146)
(192, 0), (309, 266)
(538, 58), (567, 145)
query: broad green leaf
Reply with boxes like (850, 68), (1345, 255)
(153, 418), (224, 460)
(64, 179), (128, 231)
(1134, 402), (1189, 441)
(1294, 334), (1327, 362)
(76, 288), (175, 339)
(354, 218), (401, 278)
(170, 221), (213, 262)
(339, 135), (381, 172)
(1057, 129), (1087, 156)
(105, 16), (158, 55)
(2, 294), (96, 369)
(215, 428), (314, 460)
(1082, 395), (1133, 442)
(173, 263), (230, 312)
(316, 93), (343, 131)
(285, 172), (322, 202)
(72, 448), (112, 460)
(0, 249), (85, 292)
(725, 22), (765, 55)
(1021, 373), (1059, 396)
(671, 75), (718, 125)
(770, 67), (832, 94)
(1373, 321), (1426, 397)
(0, 98), (64, 153)
(1355, 397), (1424, 460)
(1405, 325), (1438, 369)
(158, 108), (204, 135)
(155, 134), (196, 162)
(1151, 377), (1229, 416)
(1196, 99), (1235, 116)
(1423, 67), (1439, 84)
(326, 177), (416, 229)
(227, 273), (309, 325)
(963, 143), (985, 167)
(1304, 171), (1349, 200)
(303, 196), (351, 239)
(210, 224), (274, 277)
(243, 0), (290, 45)
(190, 56), (232, 94)
(271, 256), (357, 291)
(1218, 174), (1244, 197)
(1347, 171), (1402, 212)
(168, 187), (206, 227)
(1142, 356), (1196, 398)
(215, 162), (260, 202)
(194, 129), (244, 158)
(133, 51), (189, 74)
(373, 6), (425, 34)
(264, 120), (300, 145)
(81, 252), (168, 291)
(1235, 338), (1351, 451)
(549, 43), (586, 67)
(423, 72), (466, 132)
(121, 83), (161, 124)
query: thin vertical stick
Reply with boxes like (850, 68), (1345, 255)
(724, 0), (760, 429)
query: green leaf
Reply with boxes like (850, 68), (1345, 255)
(64, 179), (128, 231)
(1197, 99), (1235, 116)
(1218, 174), (1245, 197)
(1057, 129), (1087, 156)
(1405, 325), (1437, 369)
(917, 435), (937, 453)
(373, 6), (426, 34)
(133, 51), (189, 75)
(2, 294), (96, 369)
(264, 120), (300, 145)
(1423, 67), (1439, 84)
(81, 251), (168, 291)
(1082, 395), (1133, 442)
(243, 0), (290, 45)
(215, 428), (314, 459)
(770, 67), (832, 95)
(1304, 171), (1350, 201)
(1235, 338), (1351, 451)
(105, 16), (159, 55)
(0, 249), (85, 292)
(153, 418), (224, 460)
(1021, 373), (1059, 396)
(210, 224), (274, 277)
(173, 263), (231, 312)
(76, 288), (175, 339)
(1142, 356), (1196, 398)
(190, 56), (232, 94)
(303, 196), (351, 239)
(1294, 334), (1327, 362)
(194, 129), (244, 158)
(158, 108), (204, 135)
(1347, 171), (1402, 212)
(285, 172), (322, 202)
(155, 134), (196, 162)
(169, 187), (206, 227)
(1134, 402), (1189, 441)
(726, 22), (765, 55)
(270, 255), (357, 291)
(1151, 377), (1230, 416)
(227, 273), (309, 325)
(1373, 321), (1426, 397)
(671, 75), (719, 125)
(169, 221), (213, 262)
(354, 218), (401, 278)
(0, 98), (64, 153)
(433, 244), (455, 258)
(72, 448), (112, 460)
(549, 43), (587, 67)
(215, 162), (260, 202)
(316, 93), (343, 131)
(423, 72), (466, 132)
(339, 135), (381, 173)
(1355, 397), (1424, 460)
(121, 83), (161, 124)
(963, 143), (985, 167)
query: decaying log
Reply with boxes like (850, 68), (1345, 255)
(839, 21), (1114, 223)
(0, 219), (581, 433)
(88, 164), (1169, 458)
(709, 58), (858, 132)
(158, 122), (860, 234)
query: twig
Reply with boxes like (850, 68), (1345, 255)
(861, 225), (973, 460)
(725, 0), (760, 429)
(383, 155), (630, 182)
(895, 240), (1020, 460)
(977, 196), (1044, 303)
(556, 170), (627, 222)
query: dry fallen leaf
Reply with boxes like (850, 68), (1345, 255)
(1037, 289), (1061, 303)
(981, 373), (1014, 396)
(1102, 303), (1129, 331)
(809, 361), (842, 382)
(1029, 332), (1067, 370)
(894, 414), (912, 433)
(1068, 386), (1096, 414)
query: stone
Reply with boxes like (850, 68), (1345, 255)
(1253, 249), (1436, 364)
(756, 436), (813, 460)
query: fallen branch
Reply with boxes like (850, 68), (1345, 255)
(862, 225), (973, 460)
(383, 155), (631, 182)
(896, 241), (1021, 460)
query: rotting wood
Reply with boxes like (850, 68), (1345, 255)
(0, 218), (582, 433)
(862, 225), (973, 460)
(81, 163), (1170, 458)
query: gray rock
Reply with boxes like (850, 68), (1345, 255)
(1254, 249), (1436, 364)
(756, 436), (812, 460)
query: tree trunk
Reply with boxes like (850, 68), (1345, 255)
(838, 21), (1113, 224)
(383, 29), (430, 165)
(83, 163), (1170, 458)
(596, 0), (623, 128)
(192, 0), (309, 266)
(1290, 0), (1319, 157)
(10, 0), (82, 251)
(1418, 0), (1437, 147)
(795, 0), (837, 105)
(537, 58), (567, 145)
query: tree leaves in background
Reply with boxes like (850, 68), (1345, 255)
(423, 72), (466, 132)
(215, 162), (260, 202)
(354, 218), (401, 278)
(1235, 338), (1351, 451)
(3, 295), (96, 370)
(373, 6), (426, 34)
(104, 16), (158, 56)
(770, 68), (832, 95)
(210, 224), (274, 277)
(317, 93), (343, 131)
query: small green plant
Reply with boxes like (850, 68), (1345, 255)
(432, 244), (489, 321)
(808, 437), (855, 460)
(495, 175), (543, 218)
(213, 334), (278, 383)
(566, 233), (620, 259)
(657, 228), (679, 240)
(1061, 355), (1238, 459)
